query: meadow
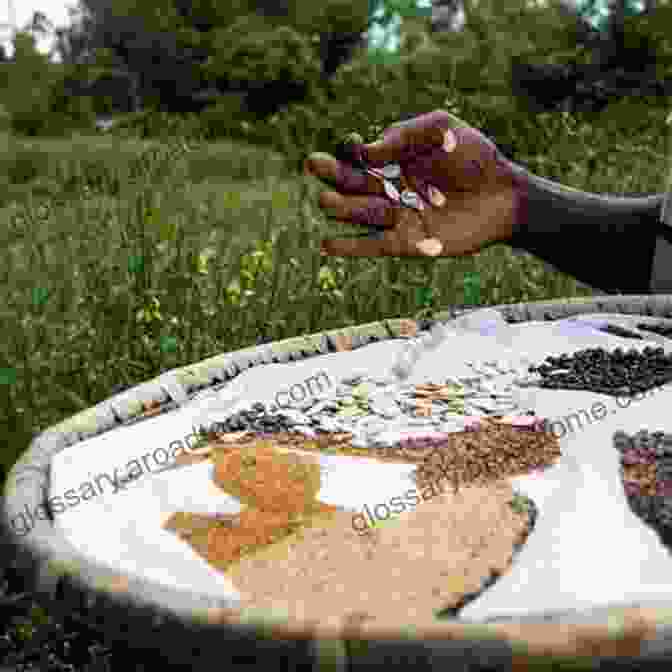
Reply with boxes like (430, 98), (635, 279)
(0, 109), (668, 485)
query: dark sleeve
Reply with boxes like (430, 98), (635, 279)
(501, 158), (668, 295)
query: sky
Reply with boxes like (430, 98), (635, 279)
(0, 0), (639, 61)
(0, 0), (79, 59)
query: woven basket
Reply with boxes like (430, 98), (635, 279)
(4, 294), (672, 671)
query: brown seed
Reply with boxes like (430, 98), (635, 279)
(333, 334), (353, 352)
(398, 319), (418, 338)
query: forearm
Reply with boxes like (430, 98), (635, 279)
(501, 158), (667, 295)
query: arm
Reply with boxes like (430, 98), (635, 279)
(501, 157), (670, 295)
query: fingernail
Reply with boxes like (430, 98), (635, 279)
(416, 238), (443, 256)
(442, 129), (457, 153)
(427, 185), (447, 208)
(305, 153), (331, 176)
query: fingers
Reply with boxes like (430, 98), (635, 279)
(319, 191), (397, 229)
(363, 109), (468, 167)
(304, 110), (473, 198)
(304, 152), (386, 197)
(321, 209), (437, 258)
(321, 234), (444, 258)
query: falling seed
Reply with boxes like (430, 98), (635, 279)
(380, 163), (401, 179)
(416, 238), (443, 257)
(398, 320), (418, 338)
(384, 180), (401, 202)
(401, 190), (424, 210)
(333, 334), (353, 352)
(427, 184), (447, 208)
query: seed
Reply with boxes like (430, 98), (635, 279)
(400, 189), (423, 210)
(383, 180), (400, 202)
(380, 163), (401, 179)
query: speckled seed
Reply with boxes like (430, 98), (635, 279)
(384, 180), (401, 202)
(400, 190), (424, 210)
(380, 163), (401, 179)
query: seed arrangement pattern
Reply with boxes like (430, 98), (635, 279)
(528, 346), (672, 396)
(159, 317), (672, 629)
(615, 429), (672, 549)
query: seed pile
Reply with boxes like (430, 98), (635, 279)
(614, 429), (672, 550)
(201, 371), (527, 451)
(410, 418), (562, 491)
(529, 346), (672, 396)
(226, 479), (537, 631)
(165, 441), (341, 571)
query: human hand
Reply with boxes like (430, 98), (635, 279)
(304, 110), (521, 257)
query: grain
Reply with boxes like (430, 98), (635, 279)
(227, 480), (532, 631)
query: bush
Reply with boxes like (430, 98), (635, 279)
(195, 93), (250, 141)
(0, 105), (10, 133)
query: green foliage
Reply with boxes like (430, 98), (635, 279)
(0, 105), (11, 133)
(205, 18), (321, 92)
(3, 33), (54, 136)
(2, 32), (98, 137)
(622, 4), (672, 77)
(196, 93), (250, 140)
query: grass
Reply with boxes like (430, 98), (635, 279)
(0, 113), (668, 486)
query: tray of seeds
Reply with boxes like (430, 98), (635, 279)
(21, 298), (672, 669)
(162, 413), (558, 629)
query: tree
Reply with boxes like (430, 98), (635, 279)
(3, 32), (54, 135)
(509, 0), (672, 114)
(55, 0), (371, 114)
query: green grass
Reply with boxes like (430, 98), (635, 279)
(0, 116), (667, 484)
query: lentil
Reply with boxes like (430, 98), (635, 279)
(165, 440), (341, 570)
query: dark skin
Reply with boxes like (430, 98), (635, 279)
(303, 110), (521, 258)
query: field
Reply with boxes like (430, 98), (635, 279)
(0, 116), (667, 484)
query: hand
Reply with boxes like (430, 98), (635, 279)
(304, 110), (521, 257)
